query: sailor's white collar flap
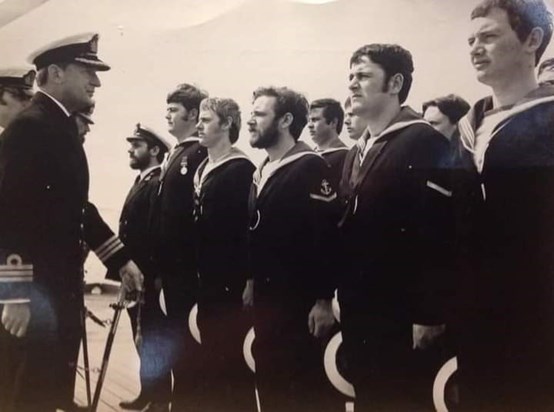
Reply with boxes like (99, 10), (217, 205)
(180, 136), (200, 145)
(194, 147), (252, 195)
(319, 146), (349, 155)
(253, 142), (321, 195)
(459, 94), (554, 154)
(358, 106), (429, 155)
(376, 119), (429, 141)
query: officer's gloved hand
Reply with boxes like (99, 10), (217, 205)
(119, 260), (144, 293)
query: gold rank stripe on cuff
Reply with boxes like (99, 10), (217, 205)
(94, 235), (124, 263)
(0, 265), (33, 282)
(426, 181), (453, 198)
(310, 192), (338, 202)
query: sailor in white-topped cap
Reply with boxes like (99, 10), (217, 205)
(0, 67), (35, 130)
(0, 33), (143, 412)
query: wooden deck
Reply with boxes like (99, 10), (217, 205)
(71, 293), (353, 412)
(73, 293), (142, 412)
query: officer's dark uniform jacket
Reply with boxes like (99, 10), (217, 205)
(452, 86), (554, 409)
(193, 147), (254, 303)
(114, 165), (172, 403)
(0, 92), (129, 411)
(108, 166), (161, 283)
(0, 91), (129, 304)
(339, 106), (452, 325)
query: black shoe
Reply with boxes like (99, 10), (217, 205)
(119, 395), (150, 410)
(58, 400), (90, 411)
(142, 402), (170, 412)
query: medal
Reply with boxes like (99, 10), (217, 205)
(180, 156), (188, 175)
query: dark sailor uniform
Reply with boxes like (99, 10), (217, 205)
(452, 86), (554, 411)
(338, 107), (452, 411)
(193, 147), (256, 412)
(338, 141), (363, 208)
(249, 141), (340, 412)
(149, 136), (207, 410)
(0, 91), (130, 412)
(317, 144), (349, 191)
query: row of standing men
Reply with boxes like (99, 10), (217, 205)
(3, 0), (554, 411)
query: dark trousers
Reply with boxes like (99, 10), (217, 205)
(340, 300), (417, 412)
(411, 334), (453, 411)
(0, 286), (83, 412)
(452, 313), (554, 412)
(455, 354), (554, 411)
(58, 304), (83, 408)
(197, 297), (256, 412)
(127, 282), (172, 404)
(161, 268), (203, 412)
(253, 297), (336, 412)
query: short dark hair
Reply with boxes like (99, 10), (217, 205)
(350, 44), (414, 104)
(200, 97), (242, 144)
(310, 98), (344, 134)
(538, 56), (554, 74)
(422, 94), (471, 124)
(252, 86), (309, 140)
(166, 83), (208, 121)
(471, 0), (553, 66)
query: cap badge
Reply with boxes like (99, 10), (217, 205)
(88, 34), (99, 54)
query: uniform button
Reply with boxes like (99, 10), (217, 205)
(408, 165), (413, 169)
(224, 286), (230, 292)
(400, 227), (406, 233)
(46, 185), (51, 190)
(265, 277), (270, 283)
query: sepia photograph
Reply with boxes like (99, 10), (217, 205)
(1, 0), (554, 411)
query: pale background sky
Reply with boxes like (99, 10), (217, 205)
(1, 0), (553, 229)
